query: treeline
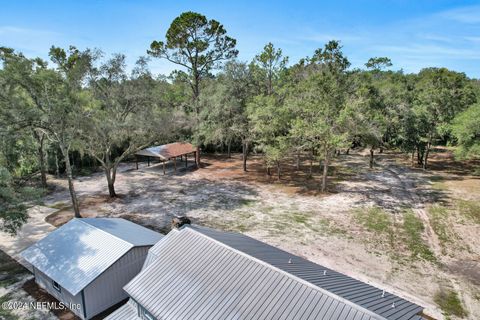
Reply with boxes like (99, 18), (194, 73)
(1, 11), (480, 224)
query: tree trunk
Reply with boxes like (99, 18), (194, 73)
(369, 147), (374, 169)
(346, 148), (350, 155)
(296, 153), (300, 170)
(242, 141), (248, 172)
(309, 157), (313, 177)
(33, 130), (47, 189)
(55, 149), (60, 178)
(321, 153), (329, 192)
(277, 161), (280, 181)
(227, 140), (231, 158)
(105, 167), (117, 198)
(60, 145), (80, 218)
(417, 145), (424, 166)
(423, 140), (431, 170)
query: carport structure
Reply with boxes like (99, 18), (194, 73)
(135, 142), (199, 174)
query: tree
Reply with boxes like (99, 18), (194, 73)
(349, 72), (386, 168)
(0, 49), (50, 188)
(451, 103), (480, 159)
(288, 41), (351, 191)
(414, 68), (476, 169)
(199, 61), (254, 169)
(1, 46), (96, 217)
(252, 42), (288, 95)
(365, 57), (392, 71)
(82, 54), (169, 197)
(247, 94), (290, 178)
(148, 11), (238, 114)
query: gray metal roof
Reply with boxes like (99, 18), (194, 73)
(124, 227), (385, 320)
(81, 218), (163, 246)
(105, 300), (139, 320)
(189, 225), (424, 320)
(20, 218), (162, 295)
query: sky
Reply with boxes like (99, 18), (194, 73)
(1, 0), (480, 78)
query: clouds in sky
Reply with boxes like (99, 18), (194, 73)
(1, 2), (479, 78)
(281, 4), (480, 76)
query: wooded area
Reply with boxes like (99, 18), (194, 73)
(1, 11), (479, 230)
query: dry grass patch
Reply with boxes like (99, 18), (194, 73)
(456, 200), (480, 223)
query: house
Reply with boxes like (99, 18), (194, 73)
(107, 225), (426, 320)
(20, 218), (163, 320)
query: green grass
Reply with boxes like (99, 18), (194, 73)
(354, 207), (392, 233)
(0, 294), (19, 320)
(430, 175), (447, 191)
(428, 205), (451, 251)
(434, 288), (468, 318)
(289, 212), (309, 224)
(47, 201), (70, 210)
(402, 210), (436, 262)
(0, 251), (28, 286)
(457, 200), (480, 223)
(239, 199), (257, 207)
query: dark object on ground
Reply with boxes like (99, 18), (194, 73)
(171, 216), (191, 229)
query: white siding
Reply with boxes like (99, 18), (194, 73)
(34, 267), (85, 319)
(83, 246), (150, 319)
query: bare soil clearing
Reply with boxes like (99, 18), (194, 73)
(2, 148), (479, 319)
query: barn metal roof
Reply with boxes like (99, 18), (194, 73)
(80, 218), (163, 246)
(20, 218), (162, 296)
(123, 227), (389, 320)
(189, 225), (425, 320)
(135, 142), (196, 160)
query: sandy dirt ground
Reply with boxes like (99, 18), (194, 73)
(2, 149), (479, 320)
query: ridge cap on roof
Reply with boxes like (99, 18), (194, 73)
(76, 218), (137, 248)
(178, 226), (388, 320)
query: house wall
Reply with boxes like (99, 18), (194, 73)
(34, 267), (85, 319)
(83, 246), (150, 319)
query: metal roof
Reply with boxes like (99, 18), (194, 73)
(123, 227), (386, 320)
(189, 225), (424, 320)
(20, 218), (162, 295)
(135, 142), (196, 160)
(80, 218), (163, 246)
(105, 300), (138, 320)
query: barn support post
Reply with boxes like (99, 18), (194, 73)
(185, 153), (188, 168)
(174, 157), (177, 173)
(163, 160), (166, 175)
(147, 157), (150, 167)
(135, 155), (138, 170)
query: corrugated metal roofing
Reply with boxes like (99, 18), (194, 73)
(124, 227), (385, 320)
(105, 300), (138, 320)
(20, 218), (162, 296)
(81, 218), (163, 246)
(189, 225), (424, 320)
(135, 142), (196, 160)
